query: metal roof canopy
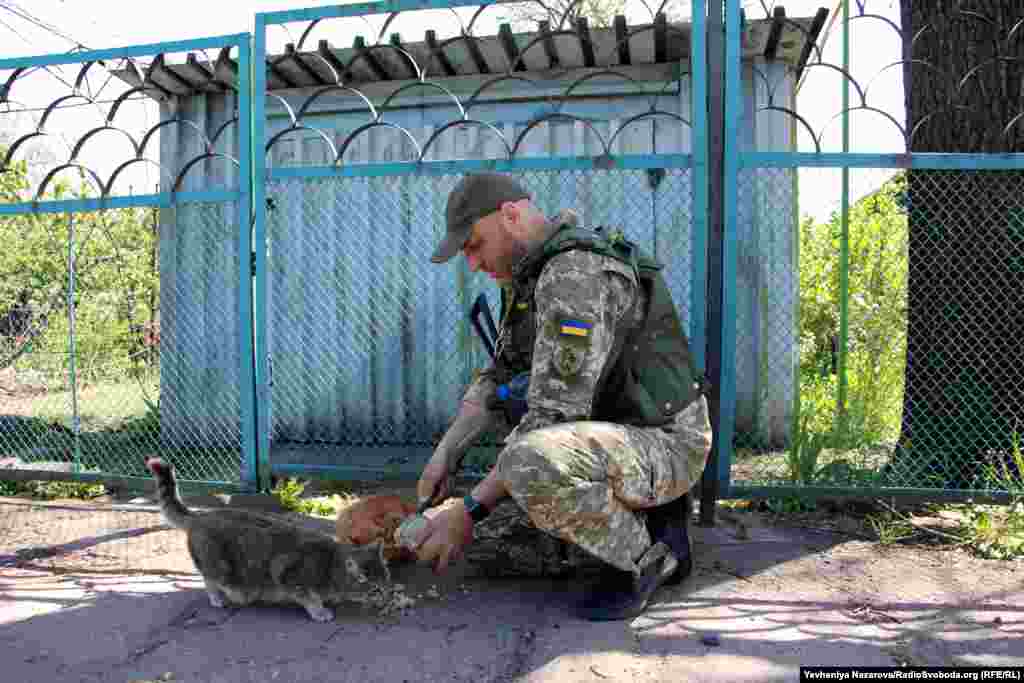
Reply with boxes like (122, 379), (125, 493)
(109, 8), (829, 101)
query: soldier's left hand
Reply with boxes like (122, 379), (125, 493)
(411, 503), (474, 574)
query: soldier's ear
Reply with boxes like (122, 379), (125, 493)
(500, 200), (529, 236)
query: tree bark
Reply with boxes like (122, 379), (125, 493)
(894, 1), (1024, 488)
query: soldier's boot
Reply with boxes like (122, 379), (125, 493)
(573, 541), (679, 622)
(643, 490), (693, 586)
(573, 492), (693, 622)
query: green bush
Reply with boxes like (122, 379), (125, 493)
(796, 173), (908, 451)
(1, 151), (159, 385)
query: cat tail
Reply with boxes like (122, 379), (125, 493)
(145, 457), (191, 528)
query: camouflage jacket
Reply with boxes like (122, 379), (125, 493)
(476, 210), (701, 442)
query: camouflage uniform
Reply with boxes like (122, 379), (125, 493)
(465, 212), (713, 578)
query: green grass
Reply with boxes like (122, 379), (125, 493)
(30, 376), (159, 433)
(1, 376), (241, 484)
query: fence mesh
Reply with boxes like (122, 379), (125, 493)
(731, 166), (1024, 496)
(265, 167), (695, 475)
(0, 203), (245, 486)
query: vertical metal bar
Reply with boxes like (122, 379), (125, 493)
(837, 0), (851, 430)
(704, 0), (742, 522)
(253, 14), (272, 492)
(719, 0), (741, 503)
(691, 0), (708, 375)
(66, 212), (81, 471)
(237, 33), (258, 491)
(700, 0), (725, 525)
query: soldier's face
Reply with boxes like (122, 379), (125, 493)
(462, 203), (528, 282)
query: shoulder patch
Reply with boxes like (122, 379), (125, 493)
(559, 319), (592, 338)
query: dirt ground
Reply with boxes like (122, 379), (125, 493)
(1, 485), (1021, 682)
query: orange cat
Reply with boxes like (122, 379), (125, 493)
(336, 495), (418, 562)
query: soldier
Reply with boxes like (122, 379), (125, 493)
(410, 172), (712, 621)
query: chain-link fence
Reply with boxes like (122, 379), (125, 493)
(0, 202), (246, 486)
(264, 166), (696, 478)
(729, 166), (1024, 498)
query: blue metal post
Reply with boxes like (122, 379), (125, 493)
(837, 0), (851, 431)
(237, 34), (258, 491)
(253, 14), (272, 492)
(718, 0), (741, 499)
(690, 0), (708, 374)
(67, 213), (81, 472)
(699, 0), (726, 524)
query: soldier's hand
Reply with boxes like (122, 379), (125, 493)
(418, 377), (501, 509)
(416, 453), (452, 510)
(410, 503), (474, 574)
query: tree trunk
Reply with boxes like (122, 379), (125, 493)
(894, 1), (1024, 489)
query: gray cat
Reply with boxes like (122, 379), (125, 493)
(146, 456), (390, 622)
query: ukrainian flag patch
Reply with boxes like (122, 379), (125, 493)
(559, 319), (592, 337)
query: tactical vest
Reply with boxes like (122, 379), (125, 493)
(494, 221), (705, 427)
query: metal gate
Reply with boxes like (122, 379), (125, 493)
(251, 0), (708, 492)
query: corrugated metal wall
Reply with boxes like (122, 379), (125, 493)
(158, 92), (246, 453)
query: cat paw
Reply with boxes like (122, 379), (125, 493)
(306, 605), (335, 623)
(207, 592), (227, 608)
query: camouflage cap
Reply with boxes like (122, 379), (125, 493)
(431, 172), (530, 264)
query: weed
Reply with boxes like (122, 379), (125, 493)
(764, 496), (817, 515)
(270, 477), (340, 518)
(271, 477), (307, 511)
(866, 510), (916, 545)
(786, 414), (827, 485)
(0, 478), (106, 500)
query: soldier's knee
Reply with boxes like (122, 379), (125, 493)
(496, 433), (565, 495)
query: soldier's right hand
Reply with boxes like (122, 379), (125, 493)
(416, 452), (453, 510)
(417, 377), (501, 510)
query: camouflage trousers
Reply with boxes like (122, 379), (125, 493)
(464, 396), (712, 578)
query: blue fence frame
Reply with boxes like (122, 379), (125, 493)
(0, 33), (258, 491)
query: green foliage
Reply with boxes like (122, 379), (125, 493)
(958, 433), (1024, 559)
(764, 496), (817, 514)
(270, 477), (337, 517)
(789, 173), (910, 477)
(959, 501), (1024, 560)
(866, 509), (916, 545)
(0, 478), (106, 500)
(271, 477), (307, 510)
(1, 149), (159, 383)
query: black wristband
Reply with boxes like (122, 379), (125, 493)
(462, 494), (490, 524)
